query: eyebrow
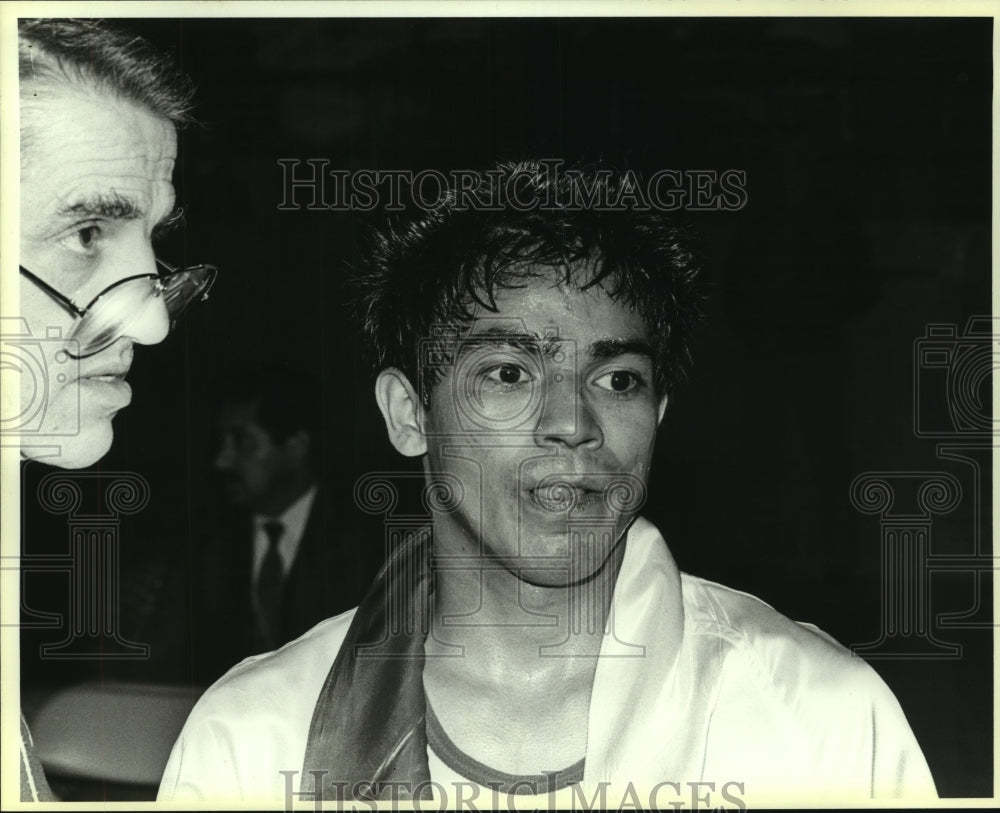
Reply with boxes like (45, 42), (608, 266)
(464, 326), (558, 357)
(57, 191), (143, 221)
(589, 338), (655, 362)
(463, 327), (654, 362)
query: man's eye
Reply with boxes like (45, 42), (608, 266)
(594, 370), (640, 394)
(484, 363), (530, 386)
(60, 224), (102, 253)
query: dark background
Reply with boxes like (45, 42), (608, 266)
(20, 16), (992, 798)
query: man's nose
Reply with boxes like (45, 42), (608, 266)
(115, 243), (170, 347)
(122, 292), (170, 346)
(532, 372), (603, 451)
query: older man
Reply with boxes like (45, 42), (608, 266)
(14, 19), (213, 799)
(160, 162), (935, 807)
(17, 18), (214, 469)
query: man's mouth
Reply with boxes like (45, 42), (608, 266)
(77, 369), (132, 406)
(528, 484), (604, 512)
(81, 362), (130, 381)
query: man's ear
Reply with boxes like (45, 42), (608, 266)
(374, 368), (427, 457)
(657, 393), (669, 425)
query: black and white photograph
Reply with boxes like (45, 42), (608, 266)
(2, 2), (995, 808)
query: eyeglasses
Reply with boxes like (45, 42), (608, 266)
(19, 259), (218, 358)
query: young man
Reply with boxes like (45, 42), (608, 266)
(14, 18), (212, 800)
(160, 162), (935, 807)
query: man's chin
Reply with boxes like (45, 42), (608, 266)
(222, 482), (249, 504)
(502, 523), (629, 588)
(21, 423), (114, 470)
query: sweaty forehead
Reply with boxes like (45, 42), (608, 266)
(470, 276), (651, 348)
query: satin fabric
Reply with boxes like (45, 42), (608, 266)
(159, 517), (936, 806)
(301, 526), (433, 802)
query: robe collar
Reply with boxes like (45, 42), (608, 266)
(301, 518), (685, 801)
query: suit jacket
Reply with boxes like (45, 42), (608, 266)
(188, 483), (384, 686)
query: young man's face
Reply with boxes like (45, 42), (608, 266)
(18, 83), (176, 468)
(420, 274), (667, 587)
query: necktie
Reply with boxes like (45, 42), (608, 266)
(256, 519), (285, 650)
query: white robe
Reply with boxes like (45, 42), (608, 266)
(159, 517), (937, 807)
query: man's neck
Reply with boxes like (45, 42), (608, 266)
(422, 531), (627, 775)
(428, 549), (623, 662)
(253, 474), (315, 518)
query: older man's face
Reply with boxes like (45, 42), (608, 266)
(18, 84), (176, 468)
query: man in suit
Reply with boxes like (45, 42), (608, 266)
(189, 364), (382, 685)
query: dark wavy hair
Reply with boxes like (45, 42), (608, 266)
(19, 19), (195, 128)
(352, 160), (706, 402)
(215, 363), (324, 472)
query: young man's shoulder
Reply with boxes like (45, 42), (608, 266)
(157, 608), (356, 803)
(675, 572), (936, 800)
(679, 571), (876, 695)
(682, 573), (851, 652)
(220, 607), (353, 689)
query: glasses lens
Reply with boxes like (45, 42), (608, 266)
(161, 265), (217, 317)
(70, 278), (163, 356)
(67, 264), (217, 357)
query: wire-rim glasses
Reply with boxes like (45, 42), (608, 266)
(19, 259), (217, 358)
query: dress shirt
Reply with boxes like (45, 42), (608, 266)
(251, 485), (317, 592)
